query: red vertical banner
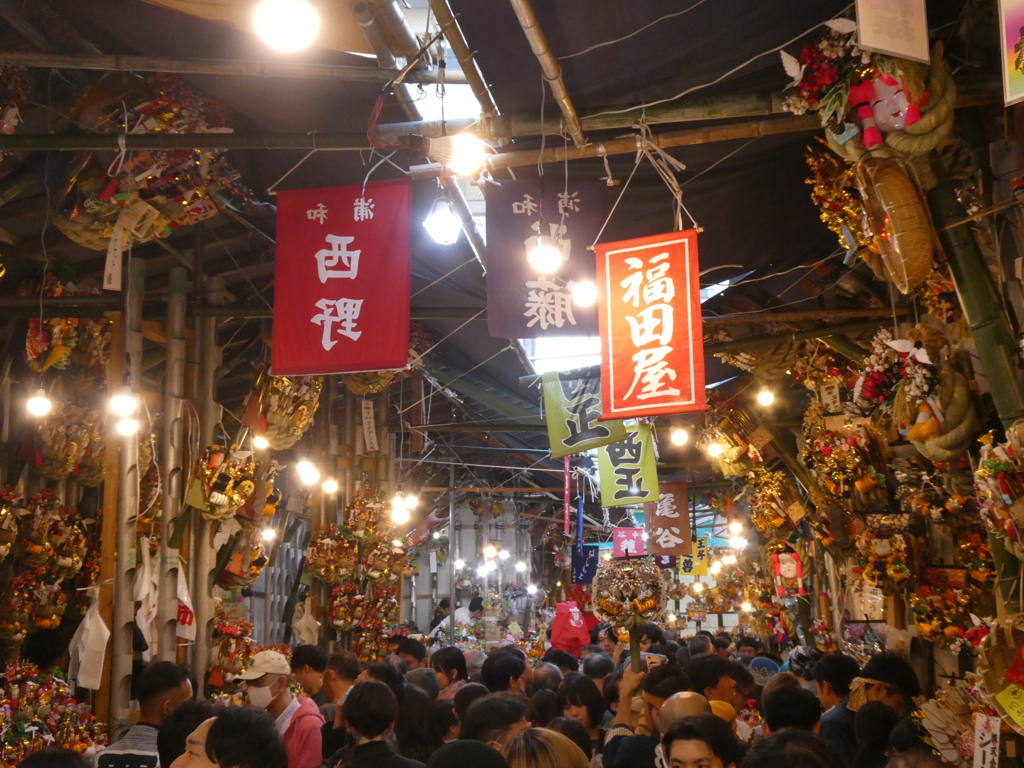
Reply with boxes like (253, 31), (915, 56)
(271, 179), (411, 375)
(595, 230), (705, 419)
(563, 455), (571, 534)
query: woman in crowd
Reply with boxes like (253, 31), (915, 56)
(501, 728), (590, 768)
(661, 713), (743, 768)
(638, 622), (666, 652)
(556, 674), (606, 755)
(431, 646), (469, 701)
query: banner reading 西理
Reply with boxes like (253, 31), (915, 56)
(597, 422), (659, 508)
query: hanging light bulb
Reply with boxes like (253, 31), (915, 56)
(392, 538), (404, 547)
(392, 493), (405, 509)
(253, 435), (270, 450)
(454, 559), (465, 570)
(484, 545), (497, 559)
(109, 387), (138, 417)
(670, 427), (689, 446)
(668, 613), (677, 623)
(391, 506), (410, 525)
(515, 561), (527, 573)
(433, 531), (441, 540)
(722, 553), (737, 565)
(526, 584), (538, 595)
(526, 236), (564, 274)
(403, 494), (419, 510)
(728, 521), (743, 535)
(691, 581), (704, 593)
(707, 442), (724, 458)
(296, 460), (320, 486)
(423, 196), (462, 245)
(729, 536), (748, 550)
(756, 388), (775, 406)
(710, 560), (722, 575)
(322, 478), (339, 494)
(26, 388), (51, 417)
(567, 279), (598, 307)
(116, 418), (140, 436)
(498, 549), (510, 561)
(602, 552), (612, 561)
(254, 0), (320, 52)
(741, 601), (753, 612)
(485, 560), (497, 573)
(261, 528), (277, 542)
(477, 565), (488, 578)
(426, 133), (489, 176)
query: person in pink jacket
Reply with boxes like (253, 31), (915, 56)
(239, 650), (326, 768)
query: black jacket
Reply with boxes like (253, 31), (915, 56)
(340, 741), (424, 768)
(602, 732), (659, 768)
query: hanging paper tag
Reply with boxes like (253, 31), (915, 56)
(104, 218), (125, 291)
(996, 684), (1024, 729)
(429, 551), (437, 574)
(362, 400), (378, 452)
(820, 381), (842, 412)
(973, 714), (1001, 768)
(830, 121), (861, 146)
(786, 501), (807, 524)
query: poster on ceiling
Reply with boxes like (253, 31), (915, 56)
(270, 179), (411, 375)
(541, 364), (627, 459)
(484, 179), (606, 339)
(596, 229), (705, 420)
(597, 422), (659, 508)
(999, 0), (1024, 105)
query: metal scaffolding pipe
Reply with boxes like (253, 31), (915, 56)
(430, 0), (498, 116)
(0, 49), (465, 85)
(507, 0), (585, 148)
(351, 0), (420, 121)
(111, 259), (144, 730)
(398, 422), (546, 433)
(158, 267), (187, 661)
(0, 133), (368, 151)
(440, 176), (486, 271)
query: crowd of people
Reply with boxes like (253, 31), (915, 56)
(19, 623), (945, 768)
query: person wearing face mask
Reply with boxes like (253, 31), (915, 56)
(340, 681), (425, 768)
(238, 650), (325, 768)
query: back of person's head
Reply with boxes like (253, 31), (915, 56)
(531, 662), (563, 694)
(432, 646), (469, 684)
(454, 682), (491, 722)
(465, 649), (488, 676)
(580, 644), (604, 657)
(460, 693), (529, 745)
(18, 748), (89, 768)
(884, 750), (947, 768)
(482, 651), (527, 692)
(688, 634), (713, 656)
(855, 701), (901, 767)
(433, 699), (459, 741)
(157, 699), (216, 768)
(676, 645), (691, 666)
(408, 667), (442, 700)
(712, 636), (731, 653)
(365, 660), (406, 703)
(438, 597), (451, 611)
(812, 653), (860, 698)
(861, 653), (921, 701)
(469, 596), (485, 613)
(787, 646), (822, 681)
(602, 667), (623, 713)
(397, 682), (444, 761)
(343, 680), (399, 740)
(543, 718), (594, 759)
(501, 727), (590, 768)
(686, 654), (731, 698)
(582, 652), (614, 681)
(662, 713), (742, 768)
(384, 653), (409, 676)
(889, 717), (930, 754)
(398, 637), (428, 664)
(291, 644), (327, 673)
(427, 740), (510, 768)
(529, 688), (560, 727)
(137, 661), (192, 711)
(762, 671), (800, 704)
(762, 686), (823, 733)
(556, 673), (604, 729)
(21, 629), (67, 671)
(541, 648), (579, 674)
(326, 649), (363, 681)
(206, 707), (287, 768)
(640, 622), (666, 645)
(740, 727), (843, 768)
(644, 663), (692, 707)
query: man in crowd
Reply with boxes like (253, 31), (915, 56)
(323, 650), (362, 709)
(711, 637), (731, 659)
(338, 681), (424, 768)
(323, 662), (405, 761)
(292, 645), (329, 707)
(582, 653), (614, 693)
(818, 651), (919, 756)
(813, 652), (861, 711)
(168, 707), (287, 768)
(686, 654), (745, 709)
(529, 663), (563, 695)
(737, 637), (761, 660)
(431, 597), (485, 639)
(687, 634), (712, 658)
(540, 649), (579, 675)
(603, 664), (690, 768)
(239, 650), (324, 768)
(761, 685), (824, 735)
(459, 693), (530, 750)
(481, 649), (527, 693)
(397, 638), (428, 671)
(96, 661), (193, 768)
(464, 649), (487, 682)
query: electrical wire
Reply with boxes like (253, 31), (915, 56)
(558, 0), (711, 60)
(679, 136), (762, 189)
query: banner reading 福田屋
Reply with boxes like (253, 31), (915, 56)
(643, 480), (691, 558)
(596, 230), (705, 419)
(485, 179), (605, 338)
(271, 179), (411, 375)
(597, 422), (659, 507)
(542, 365), (628, 459)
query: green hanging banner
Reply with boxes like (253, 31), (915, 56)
(542, 365), (628, 459)
(597, 422), (660, 507)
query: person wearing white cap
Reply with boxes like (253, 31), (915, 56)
(238, 650), (325, 768)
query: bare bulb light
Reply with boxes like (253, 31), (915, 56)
(393, 493), (405, 509)
(116, 418), (140, 436)
(322, 478), (339, 494)
(296, 460), (320, 486)
(526, 584), (538, 595)
(710, 561), (722, 575)
(569, 280), (597, 307)
(109, 388), (138, 417)
(741, 601), (753, 612)
(477, 565), (488, 577)
(526, 236), (564, 274)
(454, 559), (465, 570)
(26, 389), (51, 417)
(253, 435), (270, 450)
(428, 134), (488, 176)
(261, 528), (277, 542)
(484, 545), (497, 559)
(692, 581), (704, 593)
(722, 554), (737, 565)
(485, 560), (497, 573)
(515, 561), (526, 573)
(498, 549), (510, 560)
(729, 536), (748, 550)
(403, 494), (419, 510)
(254, 0), (320, 52)
(423, 197), (462, 245)
(707, 442), (723, 458)
(670, 428), (689, 446)
(756, 388), (775, 406)
(391, 506), (410, 525)
(728, 521), (743, 535)
(667, 613), (677, 623)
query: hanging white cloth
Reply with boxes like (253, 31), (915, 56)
(293, 595), (320, 647)
(68, 587), (110, 691)
(176, 566), (197, 642)
(133, 535), (159, 661)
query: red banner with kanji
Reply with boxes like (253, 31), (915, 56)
(596, 230), (705, 419)
(271, 179), (411, 375)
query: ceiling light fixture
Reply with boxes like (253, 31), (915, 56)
(254, 0), (320, 52)
(26, 389), (51, 417)
(670, 427), (689, 446)
(423, 196), (462, 245)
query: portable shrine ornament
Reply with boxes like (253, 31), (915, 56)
(591, 556), (667, 670)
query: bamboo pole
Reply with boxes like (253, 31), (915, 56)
(0, 50), (466, 85)
(429, 0), (498, 116)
